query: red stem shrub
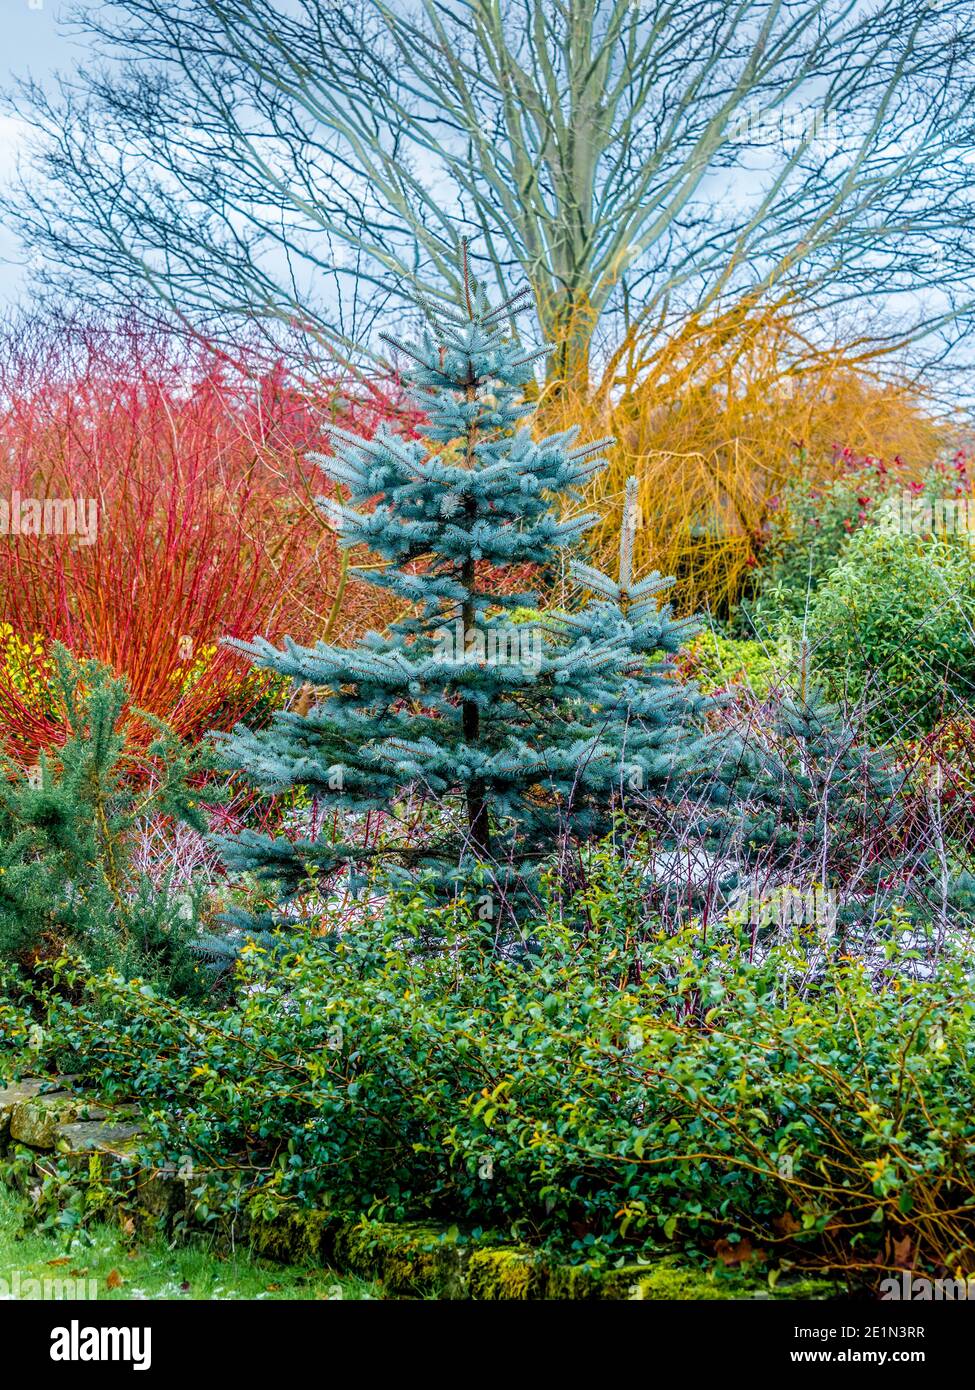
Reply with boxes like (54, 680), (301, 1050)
(0, 315), (418, 759)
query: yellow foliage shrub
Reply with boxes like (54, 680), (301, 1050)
(536, 297), (944, 614)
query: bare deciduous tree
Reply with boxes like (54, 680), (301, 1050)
(5, 0), (975, 377)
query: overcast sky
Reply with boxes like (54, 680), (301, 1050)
(0, 1), (82, 302)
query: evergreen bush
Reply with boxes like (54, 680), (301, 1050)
(807, 528), (975, 738)
(0, 646), (211, 997)
(36, 864), (975, 1280)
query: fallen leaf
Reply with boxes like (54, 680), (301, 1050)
(892, 1235), (913, 1268)
(715, 1236), (767, 1268)
(772, 1211), (802, 1237)
(46, 1257), (71, 1267)
(106, 1269), (124, 1290)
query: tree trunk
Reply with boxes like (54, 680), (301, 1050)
(541, 286), (595, 394)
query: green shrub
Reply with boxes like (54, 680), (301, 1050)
(807, 527), (975, 737)
(32, 861), (975, 1279)
(0, 959), (38, 1059)
(744, 472), (881, 631)
(740, 456), (973, 639)
(0, 646), (212, 998)
(684, 629), (791, 699)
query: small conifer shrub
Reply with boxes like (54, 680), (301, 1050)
(0, 646), (210, 996)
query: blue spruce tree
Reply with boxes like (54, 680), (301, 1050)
(215, 248), (712, 934)
(561, 476), (717, 824)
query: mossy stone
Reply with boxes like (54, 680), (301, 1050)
(545, 1261), (603, 1300)
(247, 1209), (334, 1264)
(9, 1093), (81, 1149)
(332, 1221), (467, 1296)
(598, 1257), (845, 1301)
(137, 1166), (190, 1229)
(56, 1120), (143, 1167)
(0, 1079), (49, 1150)
(467, 1247), (545, 1300)
(600, 1258), (732, 1300)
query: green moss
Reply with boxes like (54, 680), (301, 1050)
(770, 1274), (845, 1301)
(544, 1260), (603, 1300)
(599, 1257), (730, 1300)
(247, 1209), (334, 1265)
(467, 1247), (543, 1300)
(332, 1221), (466, 1296)
(598, 1256), (844, 1301)
(136, 1167), (189, 1229)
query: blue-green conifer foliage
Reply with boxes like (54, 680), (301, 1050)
(215, 251), (711, 926)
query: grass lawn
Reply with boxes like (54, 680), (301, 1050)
(0, 1186), (381, 1301)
